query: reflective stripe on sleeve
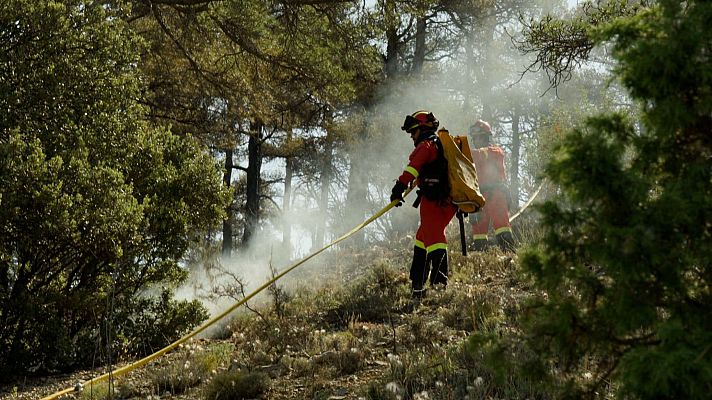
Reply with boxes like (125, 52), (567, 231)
(405, 166), (419, 178)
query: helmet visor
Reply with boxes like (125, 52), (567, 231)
(401, 115), (420, 133)
(469, 125), (489, 136)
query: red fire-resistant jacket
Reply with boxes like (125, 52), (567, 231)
(397, 138), (439, 187)
(472, 145), (507, 187)
(396, 135), (456, 252)
(470, 145), (511, 238)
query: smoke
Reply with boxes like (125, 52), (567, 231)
(178, 0), (604, 324)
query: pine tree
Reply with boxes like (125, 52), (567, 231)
(518, 1), (712, 398)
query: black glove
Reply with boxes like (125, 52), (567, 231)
(390, 180), (407, 207)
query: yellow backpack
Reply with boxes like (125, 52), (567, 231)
(437, 129), (486, 213)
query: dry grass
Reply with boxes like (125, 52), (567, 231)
(15, 239), (599, 400)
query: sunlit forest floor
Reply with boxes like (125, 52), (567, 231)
(4, 239), (570, 400)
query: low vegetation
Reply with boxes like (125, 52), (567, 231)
(8, 242), (572, 400)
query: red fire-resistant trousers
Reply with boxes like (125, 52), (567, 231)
(415, 197), (457, 252)
(471, 189), (511, 241)
(410, 197), (457, 295)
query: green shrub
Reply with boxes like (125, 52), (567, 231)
(0, 0), (227, 378)
(514, 1), (712, 398)
(333, 347), (366, 375)
(116, 289), (210, 358)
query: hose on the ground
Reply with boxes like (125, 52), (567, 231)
(40, 188), (414, 400)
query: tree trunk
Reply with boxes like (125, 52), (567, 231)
(412, 16), (427, 75)
(282, 140), (293, 260)
(385, 0), (399, 78)
(314, 135), (333, 250)
(241, 121), (263, 247)
(344, 117), (370, 248)
(222, 148), (233, 257)
(510, 109), (521, 210)
(463, 32), (476, 114)
(478, 17), (497, 124)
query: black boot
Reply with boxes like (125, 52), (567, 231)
(428, 248), (448, 288)
(496, 231), (515, 252)
(409, 246), (428, 298)
(472, 238), (488, 252)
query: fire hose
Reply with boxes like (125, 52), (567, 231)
(40, 187), (415, 400)
(509, 180), (546, 224)
(41, 181), (544, 399)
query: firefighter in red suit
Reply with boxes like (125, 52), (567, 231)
(469, 120), (515, 251)
(390, 111), (457, 298)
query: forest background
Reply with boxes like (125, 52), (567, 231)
(1, 0), (710, 399)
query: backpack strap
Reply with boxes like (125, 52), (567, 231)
(412, 190), (422, 208)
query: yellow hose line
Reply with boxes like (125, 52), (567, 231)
(40, 188), (413, 400)
(509, 180), (545, 224)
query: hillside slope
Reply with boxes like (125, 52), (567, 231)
(4, 248), (544, 400)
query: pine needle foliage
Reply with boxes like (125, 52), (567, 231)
(515, 1), (712, 398)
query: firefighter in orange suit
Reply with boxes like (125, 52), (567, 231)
(469, 120), (515, 251)
(390, 111), (457, 298)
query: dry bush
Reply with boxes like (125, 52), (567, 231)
(190, 247), (548, 399)
(396, 313), (450, 351)
(78, 378), (147, 400)
(366, 383), (400, 400)
(326, 262), (409, 327)
(438, 284), (504, 332)
(149, 342), (232, 395)
(454, 329), (551, 400)
(150, 360), (204, 395)
(286, 356), (316, 378)
(309, 331), (367, 376)
(202, 370), (271, 400)
(78, 381), (115, 400)
(312, 347), (366, 376)
(373, 348), (465, 400)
